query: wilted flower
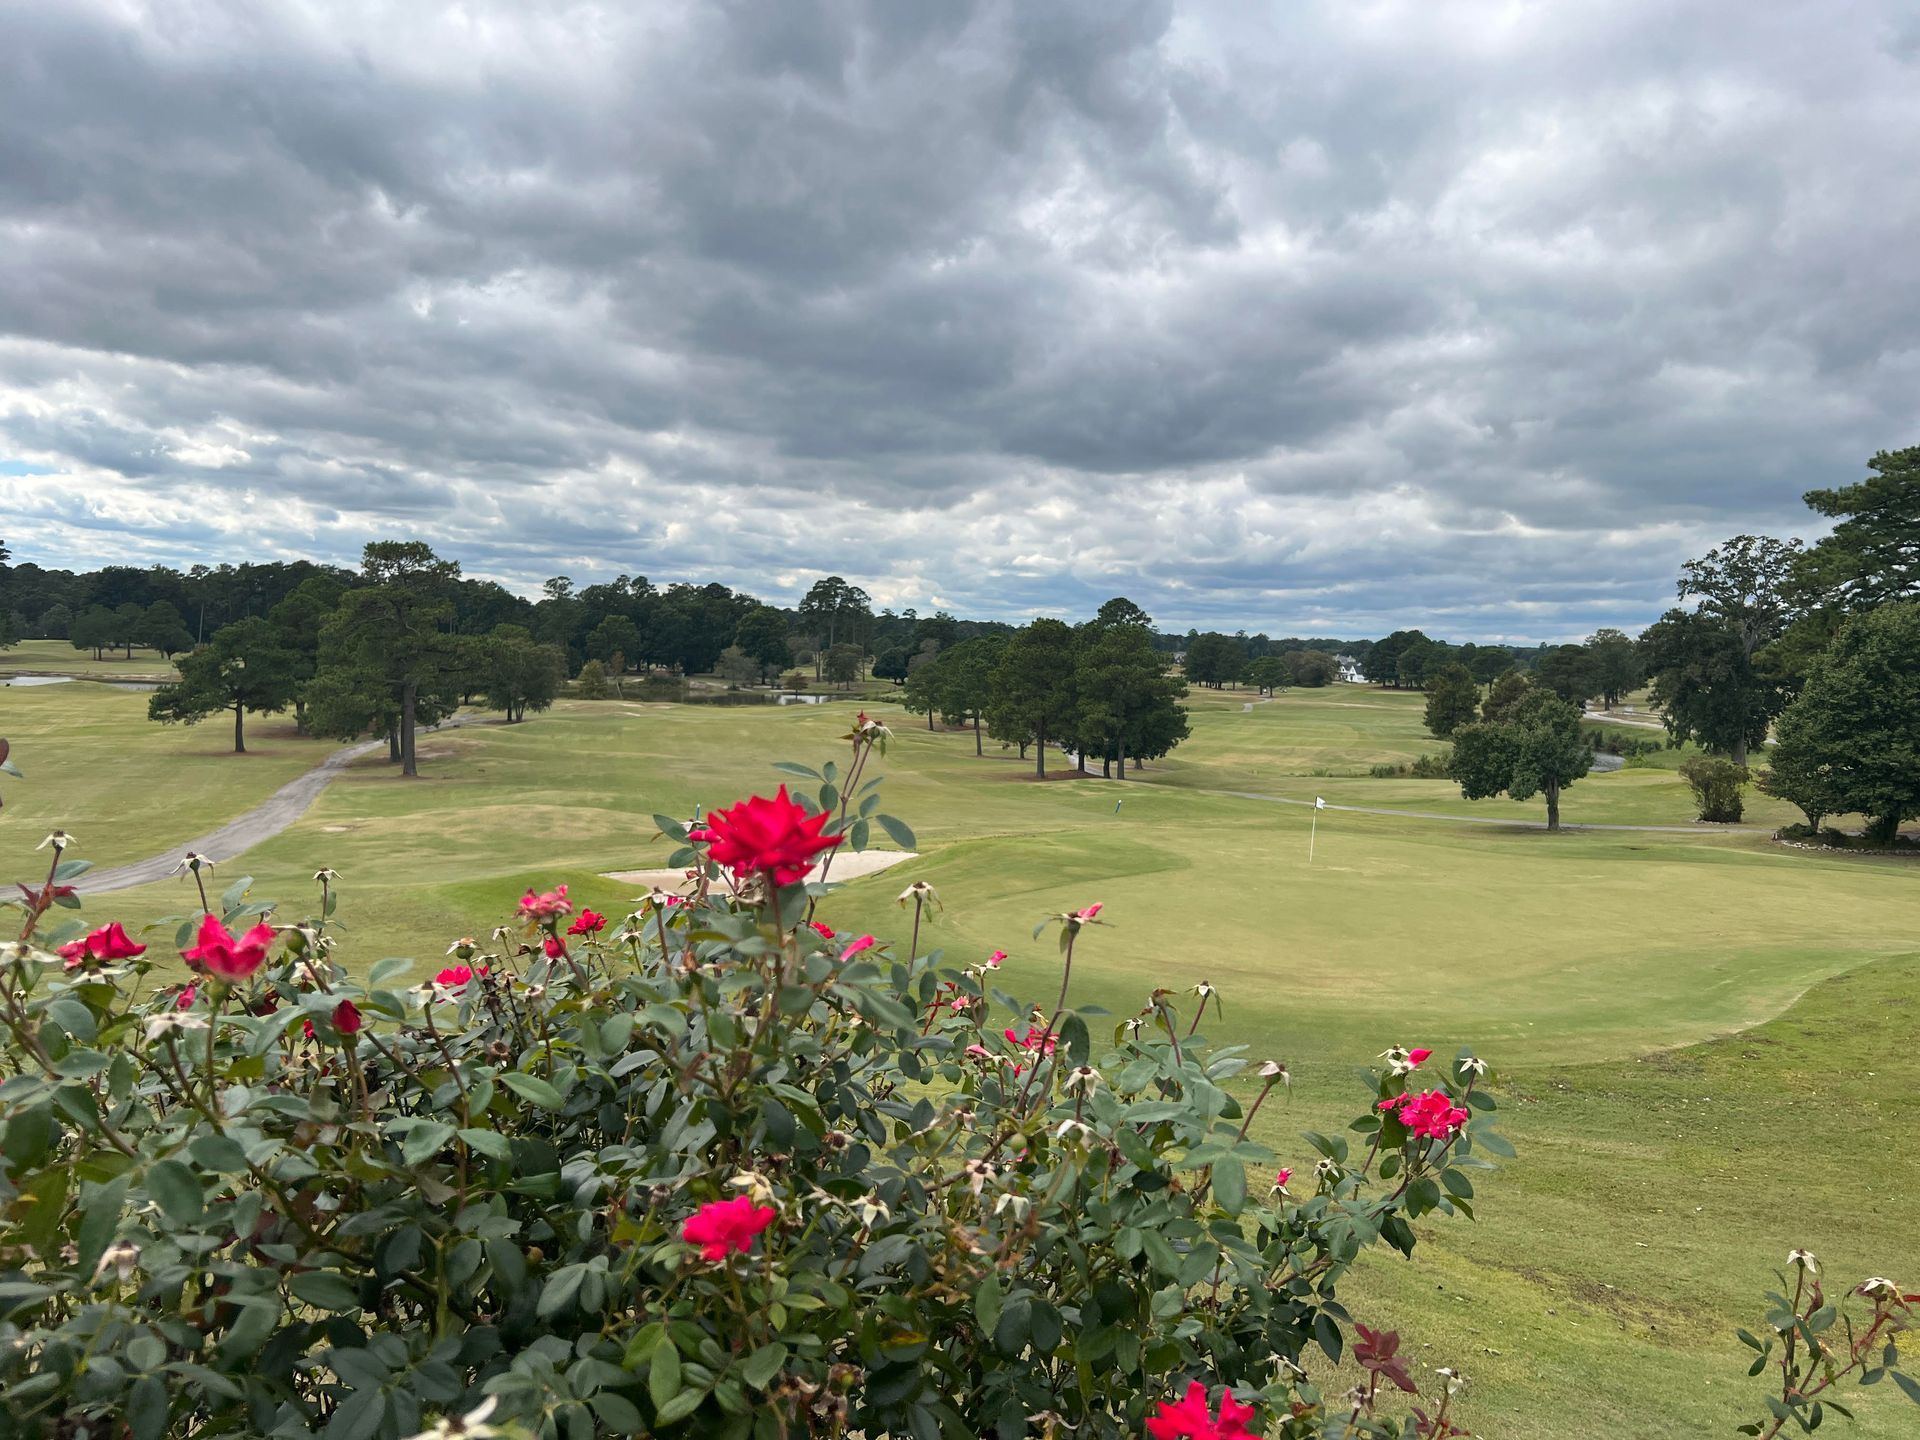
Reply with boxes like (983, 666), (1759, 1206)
(896, 880), (940, 909)
(92, 1241), (140, 1285)
(1063, 1065), (1100, 1095)
(403, 1396), (501, 1440)
(1191, 980), (1216, 999)
(313, 868), (342, 884)
(38, 829), (75, 852)
(1054, 1118), (1096, 1145)
(1787, 1249), (1820, 1273)
(171, 851), (214, 875)
(1257, 1059), (1290, 1084)
(446, 936), (478, 960)
(986, 948), (1007, 968)
(145, 1011), (208, 1042)
(962, 1158), (999, 1196)
(1458, 1055), (1489, 1077)
(1436, 1367), (1466, 1395)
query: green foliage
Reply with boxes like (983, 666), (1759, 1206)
(574, 658), (611, 700)
(312, 543), (469, 776)
(1766, 601), (1920, 843)
(1534, 644), (1595, 705)
(1480, 669), (1531, 724)
(1678, 753), (1749, 823)
(1583, 628), (1642, 707)
(133, 601), (193, 658)
(1244, 657), (1291, 696)
(1641, 609), (1785, 765)
(1181, 632), (1245, 689)
(146, 617), (300, 753)
(69, 604), (117, 660)
(1448, 690), (1593, 830)
(988, 618), (1079, 774)
(1797, 446), (1920, 612)
(1369, 752), (1451, 780)
(1421, 663), (1480, 739)
(1363, 630), (1431, 687)
(731, 607), (792, 682)
(0, 750), (1510, 1440)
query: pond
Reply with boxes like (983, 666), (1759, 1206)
(1, 675), (161, 691)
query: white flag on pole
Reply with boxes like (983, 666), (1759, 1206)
(1315, 796), (1326, 810)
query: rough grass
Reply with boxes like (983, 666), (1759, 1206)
(9, 686), (1919, 1436)
(0, 637), (179, 680)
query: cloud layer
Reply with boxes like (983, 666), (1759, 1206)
(2, 0), (1916, 639)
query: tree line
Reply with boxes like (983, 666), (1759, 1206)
(1378, 446), (1920, 837)
(899, 597), (1190, 778)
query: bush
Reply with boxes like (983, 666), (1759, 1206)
(1, 723), (1511, 1440)
(1681, 754), (1750, 823)
(1369, 751), (1451, 779)
(574, 659), (611, 699)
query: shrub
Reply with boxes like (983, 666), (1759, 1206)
(1681, 754), (1750, 823)
(574, 659), (611, 699)
(1, 721), (1509, 1439)
(1369, 752), (1451, 779)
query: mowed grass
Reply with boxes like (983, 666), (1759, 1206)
(10, 687), (1920, 1436)
(0, 683), (337, 869)
(1, 637), (178, 680)
(1157, 684), (1810, 829)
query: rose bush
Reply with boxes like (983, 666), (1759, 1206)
(1, 717), (1517, 1439)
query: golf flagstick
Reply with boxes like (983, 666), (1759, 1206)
(1309, 796), (1325, 864)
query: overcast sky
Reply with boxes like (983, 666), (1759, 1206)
(2, 1), (1916, 640)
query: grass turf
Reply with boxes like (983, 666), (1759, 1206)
(8, 685), (1918, 1436)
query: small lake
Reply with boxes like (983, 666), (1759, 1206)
(674, 690), (844, 707)
(3, 674), (161, 692)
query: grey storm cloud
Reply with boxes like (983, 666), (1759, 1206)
(1, 0), (1917, 640)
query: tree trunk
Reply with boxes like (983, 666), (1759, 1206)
(387, 724), (401, 763)
(293, 695), (308, 735)
(974, 713), (982, 756)
(926, 708), (934, 731)
(1545, 781), (1560, 833)
(401, 682), (419, 777)
(1732, 735), (1748, 767)
(232, 702), (246, 754)
(1101, 752), (1111, 778)
(1866, 810), (1901, 846)
(1035, 724), (1046, 778)
(1118, 736), (1127, 778)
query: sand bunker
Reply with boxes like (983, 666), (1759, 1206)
(602, 848), (918, 891)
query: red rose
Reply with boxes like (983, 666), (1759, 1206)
(680, 1195), (777, 1262)
(690, 787), (843, 885)
(566, 909), (606, 936)
(181, 914), (277, 982)
(59, 921), (147, 968)
(1146, 1380), (1257, 1439)
(332, 999), (363, 1035)
(517, 885), (572, 920)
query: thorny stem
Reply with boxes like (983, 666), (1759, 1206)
(17, 841), (65, 943)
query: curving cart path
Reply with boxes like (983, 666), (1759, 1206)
(73, 716), (492, 896)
